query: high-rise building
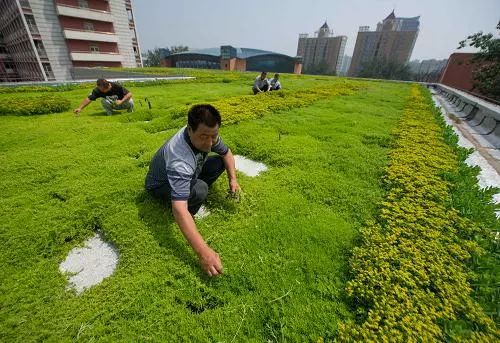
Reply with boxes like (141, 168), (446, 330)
(338, 55), (351, 76)
(297, 22), (347, 75)
(0, 0), (142, 82)
(348, 11), (419, 77)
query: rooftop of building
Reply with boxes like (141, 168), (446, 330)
(383, 10), (420, 21)
(169, 46), (293, 59)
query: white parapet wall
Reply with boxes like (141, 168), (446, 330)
(430, 84), (500, 218)
(431, 84), (500, 149)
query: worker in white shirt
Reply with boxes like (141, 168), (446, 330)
(269, 73), (282, 91)
(252, 71), (270, 94)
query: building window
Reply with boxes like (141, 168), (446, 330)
(133, 46), (139, 56)
(34, 40), (47, 58)
(79, 0), (89, 8)
(127, 9), (133, 21)
(83, 22), (94, 31)
(42, 63), (55, 79)
(24, 15), (39, 34)
(89, 44), (99, 53)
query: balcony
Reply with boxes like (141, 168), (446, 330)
(45, 71), (55, 80)
(37, 49), (48, 59)
(28, 25), (39, 35)
(70, 51), (122, 62)
(63, 29), (118, 43)
(56, 4), (112, 22)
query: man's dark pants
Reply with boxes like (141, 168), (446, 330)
(148, 156), (225, 215)
(252, 84), (269, 94)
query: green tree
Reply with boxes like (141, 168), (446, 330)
(358, 57), (412, 81)
(304, 60), (336, 76)
(170, 45), (189, 54)
(144, 48), (162, 67)
(458, 21), (500, 101)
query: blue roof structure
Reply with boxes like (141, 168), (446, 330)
(171, 47), (291, 59)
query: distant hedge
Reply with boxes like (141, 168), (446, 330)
(141, 79), (364, 134)
(0, 95), (71, 116)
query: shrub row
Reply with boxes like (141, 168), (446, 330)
(119, 67), (260, 84)
(0, 83), (90, 94)
(0, 94), (71, 116)
(214, 83), (358, 124)
(143, 80), (362, 133)
(0, 79), (198, 94)
(0, 68), (307, 94)
(337, 86), (499, 342)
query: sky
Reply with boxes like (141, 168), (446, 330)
(133, 0), (500, 61)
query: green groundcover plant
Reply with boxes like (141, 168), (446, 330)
(338, 86), (499, 342)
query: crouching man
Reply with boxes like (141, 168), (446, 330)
(269, 73), (282, 91)
(252, 71), (270, 94)
(145, 104), (240, 277)
(74, 78), (134, 116)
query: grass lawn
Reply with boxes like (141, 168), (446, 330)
(0, 71), (444, 341)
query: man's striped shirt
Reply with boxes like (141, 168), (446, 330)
(145, 126), (228, 200)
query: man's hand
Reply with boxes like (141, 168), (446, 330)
(172, 200), (223, 277)
(229, 179), (241, 194)
(115, 99), (123, 106)
(73, 108), (81, 115)
(198, 247), (223, 277)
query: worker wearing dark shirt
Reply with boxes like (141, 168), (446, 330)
(74, 78), (134, 115)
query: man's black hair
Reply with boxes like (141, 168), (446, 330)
(188, 104), (221, 131)
(261, 71), (267, 75)
(96, 78), (109, 87)
(274, 73), (280, 78)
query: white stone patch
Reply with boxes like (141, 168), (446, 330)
(234, 155), (268, 177)
(195, 205), (210, 219)
(60, 233), (118, 294)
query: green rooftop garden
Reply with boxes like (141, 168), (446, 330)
(0, 69), (498, 342)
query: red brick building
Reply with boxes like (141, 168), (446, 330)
(439, 53), (478, 93)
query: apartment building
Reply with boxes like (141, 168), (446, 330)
(0, 0), (142, 82)
(348, 11), (419, 77)
(297, 22), (347, 75)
